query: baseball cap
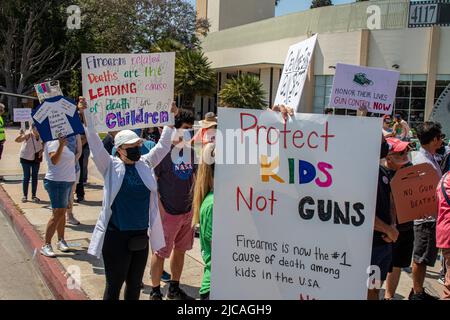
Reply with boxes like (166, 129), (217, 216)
(114, 130), (142, 149)
(386, 137), (410, 153)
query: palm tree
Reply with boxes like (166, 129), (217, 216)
(150, 38), (186, 53)
(175, 50), (217, 109)
(219, 74), (267, 109)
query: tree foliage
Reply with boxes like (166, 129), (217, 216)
(0, 0), (77, 109)
(310, 0), (333, 9)
(219, 74), (267, 109)
(175, 50), (216, 109)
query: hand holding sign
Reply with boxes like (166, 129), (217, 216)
(32, 96), (84, 142)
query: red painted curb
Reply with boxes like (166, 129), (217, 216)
(0, 185), (89, 300)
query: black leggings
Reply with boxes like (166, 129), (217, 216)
(102, 229), (149, 300)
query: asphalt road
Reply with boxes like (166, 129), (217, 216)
(0, 208), (53, 300)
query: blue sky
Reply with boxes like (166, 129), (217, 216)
(186, 0), (356, 16)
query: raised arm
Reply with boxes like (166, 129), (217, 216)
(142, 102), (178, 168)
(15, 129), (30, 143)
(77, 97), (111, 177)
(142, 126), (174, 168)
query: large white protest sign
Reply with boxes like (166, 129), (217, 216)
(13, 108), (32, 122)
(329, 63), (400, 115)
(81, 53), (175, 132)
(211, 107), (381, 300)
(274, 34), (317, 112)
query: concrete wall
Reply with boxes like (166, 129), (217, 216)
(207, 0), (275, 33)
(368, 28), (430, 74)
(205, 36), (306, 69)
(314, 31), (362, 75)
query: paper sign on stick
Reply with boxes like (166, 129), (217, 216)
(81, 53), (175, 132)
(391, 163), (440, 224)
(274, 34), (317, 112)
(329, 63), (399, 115)
(13, 108), (32, 122)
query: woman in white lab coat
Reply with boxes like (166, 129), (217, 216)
(78, 97), (177, 300)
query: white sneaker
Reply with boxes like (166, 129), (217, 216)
(66, 216), (80, 226)
(57, 239), (70, 252)
(40, 244), (56, 257)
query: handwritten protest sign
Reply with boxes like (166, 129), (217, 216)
(391, 163), (440, 224)
(32, 96), (84, 142)
(211, 108), (381, 300)
(34, 80), (63, 103)
(329, 63), (400, 115)
(274, 34), (317, 112)
(81, 53), (175, 132)
(13, 108), (32, 122)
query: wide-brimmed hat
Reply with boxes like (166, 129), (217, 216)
(114, 130), (142, 148)
(200, 112), (217, 129)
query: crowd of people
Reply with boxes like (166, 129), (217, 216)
(1, 97), (449, 301)
(369, 119), (450, 300)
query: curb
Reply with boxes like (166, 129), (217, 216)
(0, 185), (89, 300)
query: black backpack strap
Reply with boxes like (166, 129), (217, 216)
(442, 172), (450, 206)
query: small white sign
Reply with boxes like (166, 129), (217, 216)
(329, 63), (400, 115)
(274, 35), (318, 112)
(13, 108), (32, 122)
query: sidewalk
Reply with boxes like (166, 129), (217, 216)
(0, 127), (444, 300)
(0, 128), (204, 300)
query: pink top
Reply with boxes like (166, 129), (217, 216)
(436, 173), (450, 248)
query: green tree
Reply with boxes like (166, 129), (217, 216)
(219, 74), (267, 109)
(175, 50), (216, 110)
(310, 0), (333, 9)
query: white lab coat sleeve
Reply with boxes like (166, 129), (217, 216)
(142, 126), (174, 168)
(84, 126), (112, 177)
(148, 191), (165, 252)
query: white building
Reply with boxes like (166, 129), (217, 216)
(194, 0), (450, 129)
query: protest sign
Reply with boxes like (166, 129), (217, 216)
(13, 108), (32, 122)
(274, 34), (317, 112)
(211, 108), (382, 300)
(34, 80), (63, 103)
(329, 63), (400, 115)
(81, 53), (175, 132)
(32, 96), (84, 142)
(391, 163), (440, 224)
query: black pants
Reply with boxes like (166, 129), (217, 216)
(102, 229), (149, 300)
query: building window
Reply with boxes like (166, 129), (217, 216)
(313, 75), (333, 114)
(435, 75), (450, 104)
(394, 74), (427, 129)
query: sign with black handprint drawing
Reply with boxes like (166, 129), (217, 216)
(274, 35), (318, 112)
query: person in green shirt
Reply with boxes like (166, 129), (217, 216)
(192, 143), (215, 300)
(0, 103), (6, 160)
